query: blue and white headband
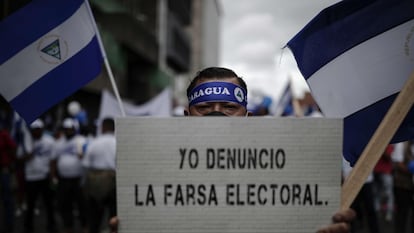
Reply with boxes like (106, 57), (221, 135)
(188, 81), (247, 107)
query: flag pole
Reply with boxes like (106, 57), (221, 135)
(84, 0), (126, 117)
(341, 71), (414, 210)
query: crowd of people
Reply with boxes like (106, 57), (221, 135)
(0, 115), (116, 233)
(343, 141), (414, 233)
(1, 67), (413, 233)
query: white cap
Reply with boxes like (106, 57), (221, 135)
(68, 101), (81, 116)
(62, 118), (79, 130)
(30, 119), (44, 129)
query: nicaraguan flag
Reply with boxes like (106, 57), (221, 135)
(287, 0), (414, 165)
(0, 0), (103, 124)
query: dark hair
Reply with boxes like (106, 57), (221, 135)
(102, 118), (115, 132)
(186, 67), (247, 97)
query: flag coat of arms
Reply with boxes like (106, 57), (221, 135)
(0, 0), (103, 124)
(287, 0), (414, 165)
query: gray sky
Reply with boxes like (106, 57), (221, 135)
(219, 0), (340, 106)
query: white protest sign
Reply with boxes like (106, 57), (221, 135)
(116, 117), (342, 233)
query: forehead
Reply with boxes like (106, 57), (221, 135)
(194, 77), (240, 87)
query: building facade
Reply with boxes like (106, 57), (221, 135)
(0, 0), (222, 127)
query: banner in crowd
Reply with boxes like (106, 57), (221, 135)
(98, 88), (172, 119)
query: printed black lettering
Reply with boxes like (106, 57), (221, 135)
(226, 184), (296, 206)
(275, 149), (286, 169)
(186, 184), (195, 205)
(175, 185), (184, 206)
(236, 184), (245, 206)
(179, 148), (186, 169)
(247, 149), (257, 169)
(280, 184), (290, 205)
(135, 185), (156, 206)
(259, 149), (269, 169)
(188, 149), (199, 169)
(208, 185), (218, 206)
(206, 148), (214, 169)
(227, 149), (236, 169)
(146, 185), (155, 206)
(257, 184), (267, 205)
(204, 148), (286, 170)
(164, 184), (217, 206)
(217, 148), (226, 169)
(226, 184), (235, 205)
(179, 148), (199, 169)
(292, 184), (301, 205)
(247, 184), (255, 205)
(303, 184), (312, 205)
(135, 185), (143, 206)
(314, 184), (323, 205)
(238, 149), (246, 168)
(197, 184), (206, 205)
(270, 184), (278, 205)
(164, 184), (173, 205)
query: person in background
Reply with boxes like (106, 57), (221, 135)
(392, 141), (414, 233)
(51, 118), (88, 233)
(109, 67), (356, 233)
(373, 144), (394, 222)
(10, 113), (31, 218)
(20, 119), (57, 233)
(82, 118), (116, 233)
(0, 119), (17, 233)
(343, 158), (379, 233)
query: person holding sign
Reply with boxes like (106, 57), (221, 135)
(183, 67), (251, 117)
(109, 67), (355, 233)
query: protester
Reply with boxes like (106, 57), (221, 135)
(10, 113), (31, 218)
(51, 118), (88, 233)
(82, 117), (116, 233)
(373, 144), (394, 222)
(0, 119), (17, 233)
(183, 67), (251, 117)
(20, 119), (57, 233)
(392, 141), (414, 233)
(343, 158), (379, 233)
(109, 67), (355, 233)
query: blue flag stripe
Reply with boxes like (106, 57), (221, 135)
(9, 37), (102, 123)
(287, 0), (414, 80)
(0, 0), (83, 65)
(344, 93), (414, 166)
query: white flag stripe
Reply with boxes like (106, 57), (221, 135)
(307, 19), (414, 118)
(0, 3), (95, 101)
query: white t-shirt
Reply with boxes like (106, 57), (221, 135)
(54, 135), (86, 178)
(391, 142), (405, 163)
(83, 133), (116, 171)
(25, 134), (55, 181)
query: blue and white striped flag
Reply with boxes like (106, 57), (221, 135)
(0, 0), (103, 124)
(287, 0), (414, 166)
